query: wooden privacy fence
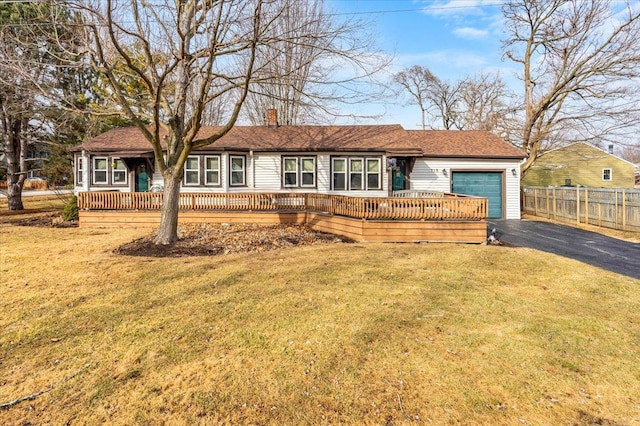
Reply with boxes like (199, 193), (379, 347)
(522, 186), (640, 232)
(78, 191), (488, 221)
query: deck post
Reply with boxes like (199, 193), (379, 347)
(576, 186), (580, 225)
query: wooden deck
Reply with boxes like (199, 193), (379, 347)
(78, 192), (488, 243)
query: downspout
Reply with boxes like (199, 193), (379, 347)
(250, 150), (255, 189)
(82, 150), (90, 193)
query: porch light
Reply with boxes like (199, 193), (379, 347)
(511, 168), (518, 176)
(442, 169), (448, 176)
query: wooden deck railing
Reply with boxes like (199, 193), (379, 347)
(78, 191), (487, 221)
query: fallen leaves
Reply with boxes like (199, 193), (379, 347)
(113, 223), (350, 257)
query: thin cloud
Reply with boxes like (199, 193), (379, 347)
(453, 27), (489, 39)
(419, 0), (500, 17)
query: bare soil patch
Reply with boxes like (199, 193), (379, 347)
(113, 223), (351, 257)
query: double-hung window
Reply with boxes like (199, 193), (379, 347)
(300, 158), (315, 187)
(205, 155), (220, 186)
(184, 156), (200, 185)
(283, 157), (298, 187)
(332, 158), (347, 190)
(76, 157), (84, 185)
(283, 157), (316, 188)
(112, 159), (127, 184)
(93, 157), (108, 184)
(332, 156), (382, 191)
(349, 159), (363, 190)
(366, 158), (381, 189)
(230, 155), (246, 186)
(602, 168), (612, 181)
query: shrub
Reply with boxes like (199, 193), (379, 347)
(62, 195), (79, 222)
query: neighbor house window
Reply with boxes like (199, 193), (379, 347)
(93, 157), (108, 184)
(205, 155), (220, 186)
(602, 168), (612, 181)
(112, 159), (127, 184)
(282, 157), (316, 188)
(76, 157), (83, 185)
(332, 156), (382, 191)
(230, 155), (245, 186)
(184, 155), (200, 185)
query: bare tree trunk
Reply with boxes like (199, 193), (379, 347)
(5, 119), (26, 211)
(154, 171), (181, 245)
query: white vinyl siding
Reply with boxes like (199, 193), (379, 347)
(410, 158), (522, 220)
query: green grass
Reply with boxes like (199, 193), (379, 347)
(1, 219), (639, 425)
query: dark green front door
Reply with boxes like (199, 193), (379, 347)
(391, 159), (407, 191)
(136, 170), (149, 192)
(452, 172), (503, 219)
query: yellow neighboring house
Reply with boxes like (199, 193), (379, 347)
(522, 142), (636, 188)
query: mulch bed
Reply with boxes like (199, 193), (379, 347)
(1, 212), (78, 228)
(113, 223), (351, 257)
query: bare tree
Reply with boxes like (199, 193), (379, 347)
(502, 0), (640, 173)
(392, 65), (440, 130)
(393, 66), (517, 134)
(457, 72), (518, 135)
(0, 1), (84, 210)
(73, 0), (359, 244)
(242, 0), (389, 126)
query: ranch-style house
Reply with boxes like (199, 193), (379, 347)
(73, 113), (524, 242)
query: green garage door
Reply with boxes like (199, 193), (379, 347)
(452, 172), (503, 219)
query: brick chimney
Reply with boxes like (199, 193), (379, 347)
(267, 108), (278, 127)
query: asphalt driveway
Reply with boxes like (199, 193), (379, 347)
(488, 219), (640, 280)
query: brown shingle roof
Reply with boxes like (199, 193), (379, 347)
(407, 130), (525, 158)
(75, 125), (524, 158)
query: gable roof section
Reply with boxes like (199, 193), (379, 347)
(75, 125), (525, 159)
(407, 130), (525, 159)
(538, 142), (636, 166)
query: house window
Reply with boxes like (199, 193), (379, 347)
(76, 157), (83, 185)
(366, 158), (381, 189)
(205, 155), (220, 186)
(112, 159), (127, 184)
(350, 159), (363, 190)
(283, 157), (298, 187)
(332, 156), (382, 191)
(282, 157), (316, 188)
(332, 158), (347, 190)
(184, 156), (200, 185)
(93, 157), (108, 184)
(301, 158), (315, 187)
(230, 155), (246, 186)
(602, 168), (612, 181)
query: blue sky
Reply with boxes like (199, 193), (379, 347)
(326, 0), (520, 129)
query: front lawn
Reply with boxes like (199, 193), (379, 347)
(1, 222), (638, 425)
